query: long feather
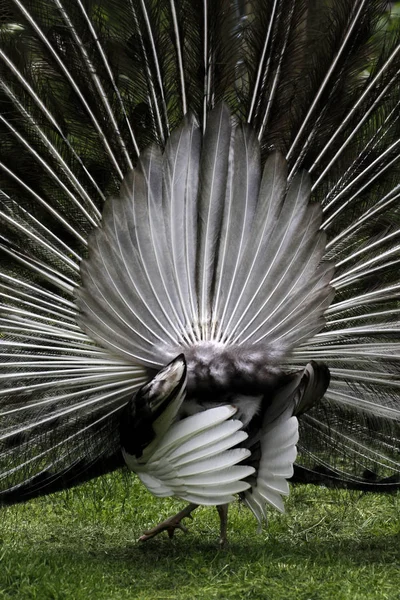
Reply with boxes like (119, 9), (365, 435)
(196, 104), (231, 339)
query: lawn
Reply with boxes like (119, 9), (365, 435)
(0, 473), (399, 600)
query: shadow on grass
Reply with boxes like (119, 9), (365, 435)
(11, 530), (397, 566)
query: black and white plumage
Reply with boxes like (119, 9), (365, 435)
(0, 0), (399, 540)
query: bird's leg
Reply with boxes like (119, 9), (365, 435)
(139, 503), (199, 542)
(216, 503), (229, 548)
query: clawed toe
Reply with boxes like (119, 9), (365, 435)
(139, 503), (198, 542)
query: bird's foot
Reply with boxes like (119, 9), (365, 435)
(139, 503), (198, 542)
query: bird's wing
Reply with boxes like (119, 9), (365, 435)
(120, 356), (255, 505)
(244, 416), (299, 525)
(243, 361), (330, 525)
(125, 405), (255, 505)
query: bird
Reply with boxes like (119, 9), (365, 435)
(0, 0), (399, 546)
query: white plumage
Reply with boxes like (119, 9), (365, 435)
(125, 406), (256, 505)
(244, 416), (299, 525)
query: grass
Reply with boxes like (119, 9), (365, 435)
(0, 473), (399, 600)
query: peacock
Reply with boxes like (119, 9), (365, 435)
(0, 0), (399, 545)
